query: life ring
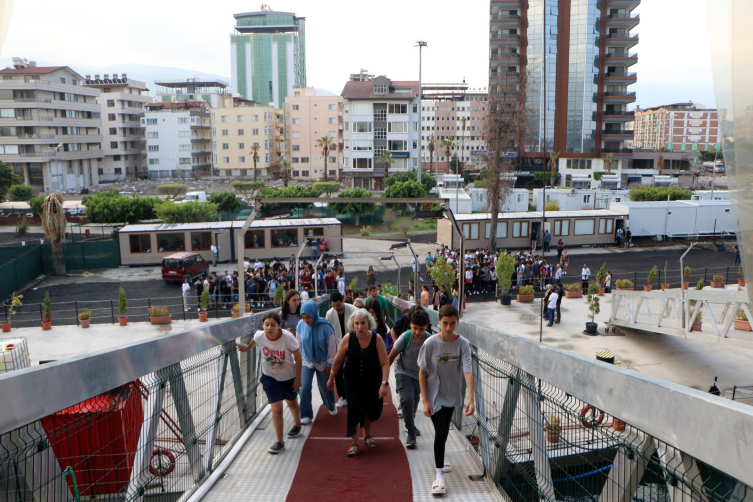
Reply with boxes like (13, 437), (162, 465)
(579, 405), (605, 429)
(148, 448), (176, 477)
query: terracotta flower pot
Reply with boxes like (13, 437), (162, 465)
(232, 311), (240, 318)
(683, 281), (690, 289)
(739, 278), (746, 287)
(545, 429), (560, 443)
(42, 321), (52, 330)
(79, 319), (90, 328)
(691, 321), (703, 332)
(1, 322), (10, 332)
(597, 288), (605, 296)
(118, 316), (128, 326)
(661, 284), (670, 291)
(643, 285), (653, 292)
(198, 311), (208, 322)
(150, 315), (172, 325)
(711, 281), (724, 289)
(734, 319), (752, 332)
(613, 419), (626, 432)
(565, 290), (583, 299)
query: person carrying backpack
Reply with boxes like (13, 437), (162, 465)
(389, 308), (431, 449)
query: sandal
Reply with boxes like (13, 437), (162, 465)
(365, 435), (378, 448)
(431, 479), (446, 495)
(347, 443), (360, 457)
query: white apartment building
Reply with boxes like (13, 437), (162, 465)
(154, 79), (230, 109)
(212, 96), (283, 179)
(341, 75), (420, 190)
(83, 73), (150, 181)
(142, 101), (211, 179)
(0, 62), (103, 191)
(284, 87), (342, 182)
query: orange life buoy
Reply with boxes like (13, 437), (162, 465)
(579, 405), (605, 429)
(148, 447), (176, 477)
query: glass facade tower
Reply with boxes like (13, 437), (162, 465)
(231, 11), (306, 109)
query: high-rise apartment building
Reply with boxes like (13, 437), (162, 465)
(212, 95), (284, 178)
(341, 75), (420, 191)
(0, 62), (103, 191)
(489, 0), (639, 186)
(154, 79), (230, 109)
(633, 102), (721, 154)
(142, 101), (211, 179)
(284, 87), (342, 182)
(230, 8), (306, 108)
(83, 73), (150, 181)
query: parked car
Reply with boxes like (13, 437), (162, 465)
(162, 252), (209, 283)
(176, 191), (208, 204)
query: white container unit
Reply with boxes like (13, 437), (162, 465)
(612, 200), (734, 237)
(0, 338), (31, 374)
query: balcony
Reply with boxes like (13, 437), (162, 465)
(490, 52), (520, 63)
(601, 110), (635, 120)
(606, 0), (640, 10)
(490, 0), (521, 5)
(601, 71), (638, 84)
(605, 32), (640, 48)
(601, 147), (633, 155)
(489, 33), (521, 45)
(602, 91), (637, 103)
(490, 14), (521, 26)
(606, 12), (640, 29)
(490, 72), (520, 82)
(602, 129), (635, 138)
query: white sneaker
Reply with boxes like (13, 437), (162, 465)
(300, 417), (312, 425)
(329, 407), (338, 416)
(336, 397), (347, 408)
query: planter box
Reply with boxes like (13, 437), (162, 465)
(232, 311), (240, 318)
(683, 282), (690, 289)
(516, 294), (534, 303)
(643, 285), (653, 292)
(150, 315), (172, 325)
(739, 279), (746, 287)
(615, 287), (633, 291)
(691, 321), (703, 332)
(597, 288), (605, 297)
(565, 290), (583, 299)
(711, 281), (724, 289)
(734, 319), (752, 332)
(1, 322), (10, 333)
(42, 321), (52, 330)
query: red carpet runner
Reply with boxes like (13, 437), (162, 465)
(285, 402), (413, 501)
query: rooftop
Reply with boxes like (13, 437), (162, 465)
(0, 66), (68, 75)
(341, 80), (419, 100)
(144, 101), (207, 111)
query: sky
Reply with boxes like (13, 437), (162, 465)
(0, 0), (717, 109)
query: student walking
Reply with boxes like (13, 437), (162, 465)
(543, 230), (551, 252)
(546, 286), (559, 327)
(418, 305), (474, 496)
(325, 292), (358, 408)
(297, 300), (338, 424)
(237, 312), (302, 454)
(560, 251), (570, 275)
(557, 239), (564, 261)
(581, 263), (591, 294)
(555, 283), (563, 324)
(605, 271), (612, 294)
(211, 242), (218, 267)
(182, 278), (191, 311)
(327, 309), (390, 457)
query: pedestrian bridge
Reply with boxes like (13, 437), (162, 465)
(1, 295), (751, 502)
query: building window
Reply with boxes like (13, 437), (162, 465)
(252, 115), (259, 122)
(156, 233), (185, 252)
(149, 158), (160, 165)
(328, 117), (336, 124)
(574, 219), (595, 235)
(221, 116), (228, 123)
(352, 141), (373, 151)
(238, 129), (244, 135)
(245, 230), (266, 249)
(237, 115), (244, 122)
(252, 128), (259, 135)
(222, 143), (229, 150)
(107, 100), (115, 107)
(147, 131), (158, 138)
(292, 157), (300, 163)
(148, 145), (159, 152)
(352, 122), (372, 133)
(293, 145), (300, 151)
(239, 142), (245, 149)
(271, 229), (298, 248)
(598, 218), (614, 234)
(146, 118), (157, 125)
(329, 157), (336, 163)
(292, 118), (300, 125)
(222, 157), (230, 164)
(190, 232), (212, 251)
(179, 145), (191, 151)
(301, 157), (310, 163)
(222, 130), (228, 136)
(374, 84), (388, 94)
(292, 131), (300, 138)
(292, 170), (300, 177)
(239, 156), (246, 163)
(292, 104), (299, 110)
(553, 220), (570, 236)
(512, 221), (529, 238)
(179, 157), (191, 164)
(375, 127), (386, 139)
(388, 140), (407, 151)
(301, 170), (310, 176)
(388, 122), (408, 133)
(178, 117), (188, 124)
(388, 104), (408, 114)
(462, 223), (480, 240)
(329, 104), (336, 110)
(108, 114), (116, 121)
(129, 234), (151, 253)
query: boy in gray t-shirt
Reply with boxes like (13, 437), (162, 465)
(417, 305), (474, 496)
(388, 309), (431, 449)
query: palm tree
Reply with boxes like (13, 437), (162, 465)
(281, 160), (291, 187)
(605, 153), (614, 174)
(441, 138), (454, 174)
(428, 134), (436, 180)
(316, 136), (335, 182)
(657, 147), (665, 174)
(250, 145), (260, 182)
(548, 151), (560, 187)
(377, 150), (394, 191)
(42, 192), (66, 275)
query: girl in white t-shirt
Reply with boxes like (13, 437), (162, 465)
(238, 311), (302, 455)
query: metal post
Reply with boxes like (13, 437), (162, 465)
(600, 431), (654, 502)
(203, 347), (230, 474)
(726, 265), (729, 286)
(522, 372), (555, 500)
(38, 302), (42, 323)
(237, 203), (261, 316)
(74, 300), (79, 326)
(704, 267), (708, 286)
(167, 364), (205, 483)
(493, 369), (521, 483)
(110, 299), (115, 324)
(416, 41), (427, 184)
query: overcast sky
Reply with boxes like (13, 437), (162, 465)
(0, 0), (716, 108)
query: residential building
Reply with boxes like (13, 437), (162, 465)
(0, 61), (103, 191)
(83, 73), (150, 180)
(284, 87), (342, 181)
(154, 78), (230, 109)
(632, 102), (722, 158)
(230, 8), (306, 108)
(211, 95), (284, 178)
(142, 101), (211, 179)
(340, 75), (420, 190)
(489, 0), (640, 185)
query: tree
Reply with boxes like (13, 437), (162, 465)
(428, 135), (436, 179)
(42, 192), (66, 275)
(548, 151), (560, 187)
(604, 153), (614, 174)
(397, 218), (412, 236)
(429, 257), (455, 294)
(629, 186), (693, 201)
(382, 209), (398, 229)
(328, 188), (377, 226)
(279, 160), (291, 187)
(698, 149), (724, 162)
(385, 170), (436, 194)
(316, 136), (335, 182)
(209, 191), (241, 216)
(28, 194), (46, 215)
(0, 162), (21, 200)
(157, 184), (188, 199)
(82, 188), (162, 223)
(383, 180), (427, 211)
(312, 182), (340, 197)
(257, 185), (322, 210)
(250, 145), (260, 182)
(449, 154), (461, 175)
(155, 200), (218, 223)
(231, 180), (265, 203)
(441, 138), (454, 173)
(496, 252), (516, 296)
(8, 184), (34, 200)
(657, 147), (665, 173)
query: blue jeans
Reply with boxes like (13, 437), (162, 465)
(311, 246), (319, 260)
(547, 307), (556, 326)
(300, 365), (335, 419)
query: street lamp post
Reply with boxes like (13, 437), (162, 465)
(415, 41), (427, 185)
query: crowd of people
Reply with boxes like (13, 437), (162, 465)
(238, 289), (473, 496)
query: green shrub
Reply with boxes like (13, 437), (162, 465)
(8, 184), (34, 200)
(78, 308), (91, 321)
(695, 279), (705, 290)
(647, 265), (658, 284)
(157, 184), (188, 199)
(15, 217), (29, 238)
(518, 285), (535, 295)
(683, 266), (692, 279)
(544, 200), (560, 212)
(615, 279), (634, 289)
(629, 186), (693, 202)
(712, 274), (724, 282)
(118, 287), (128, 315)
(564, 283), (581, 292)
(359, 225), (372, 237)
(43, 291), (51, 321)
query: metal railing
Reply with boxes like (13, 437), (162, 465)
(0, 296), (330, 502)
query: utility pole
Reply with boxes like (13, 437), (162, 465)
(416, 41), (427, 184)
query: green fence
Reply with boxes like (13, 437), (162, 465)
(0, 246), (45, 301)
(0, 245), (41, 266)
(42, 240), (122, 271)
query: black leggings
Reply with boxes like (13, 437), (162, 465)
(430, 406), (456, 469)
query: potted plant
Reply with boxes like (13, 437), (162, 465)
(615, 279), (634, 291)
(711, 274), (725, 288)
(585, 282), (600, 335)
(149, 305), (171, 325)
(118, 287), (128, 326)
(2, 293), (22, 332)
(497, 252), (516, 306)
(42, 290), (52, 330)
(78, 308), (91, 328)
(596, 263), (606, 296)
(273, 286), (285, 307)
(661, 262), (670, 291)
(734, 309), (752, 331)
(690, 309), (703, 332)
(564, 283), (583, 299)
(739, 264), (745, 287)
(683, 266), (692, 289)
(231, 303), (251, 318)
(645, 265), (658, 291)
(198, 291), (209, 322)
(516, 285), (535, 303)
(545, 414), (561, 443)
(696, 278), (705, 290)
